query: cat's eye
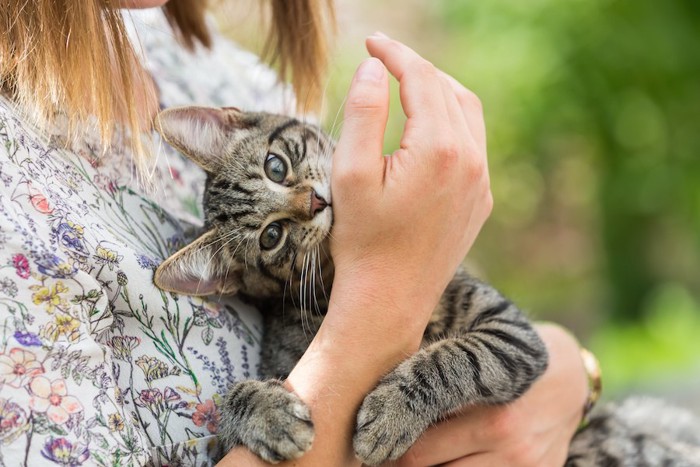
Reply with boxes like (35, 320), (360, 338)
(264, 153), (287, 183)
(260, 222), (284, 250)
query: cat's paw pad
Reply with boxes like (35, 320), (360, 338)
(220, 380), (314, 463)
(353, 384), (425, 466)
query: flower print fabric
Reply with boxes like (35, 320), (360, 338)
(0, 10), (294, 466)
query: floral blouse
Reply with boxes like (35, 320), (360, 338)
(0, 10), (294, 466)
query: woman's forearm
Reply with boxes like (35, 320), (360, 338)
(218, 285), (430, 466)
(219, 34), (492, 466)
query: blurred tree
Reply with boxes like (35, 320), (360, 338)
(437, 0), (700, 323)
(559, 0), (700, 321)
(226, 0), (700, 395)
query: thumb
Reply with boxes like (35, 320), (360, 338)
(333, 57), (389, 190)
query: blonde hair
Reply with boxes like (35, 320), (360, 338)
(0, 0), (334, 171)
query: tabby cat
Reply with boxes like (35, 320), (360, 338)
(153, 106), (700, 466)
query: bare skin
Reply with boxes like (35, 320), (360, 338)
(113, 2), (588, 464)
(217, 35), (587, 467)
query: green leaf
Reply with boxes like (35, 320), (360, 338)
(32, 414), (50, 435)
(192, 308), (207, 327)
(49, 424), (68, 436)
(201, 326), (213, 346)
(93, 432), (110, 449)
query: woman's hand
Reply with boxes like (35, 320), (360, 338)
(387, 323), (588, 467)
(219, 35), (492, 466)
(328, 33), (493, 351)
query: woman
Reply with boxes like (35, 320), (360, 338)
(0, 0), (588, 465)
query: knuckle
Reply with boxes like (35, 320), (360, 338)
(437, 141), (461, 162)
(345, 94), (383, 114)
(465, 159), (486, 183)
(414, 58), (438, 78)
(483, 190), (494, 215)
(458, 88), (483, 112)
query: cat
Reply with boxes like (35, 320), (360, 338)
(567, 398), (700, 466)
(153, 106), (700, 466)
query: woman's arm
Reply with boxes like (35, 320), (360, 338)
(218, 34), (492, 466)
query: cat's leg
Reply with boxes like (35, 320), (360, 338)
(217, 307), (322, 463)
(353, 272), (549, 465)
(218, 379), (314, 463)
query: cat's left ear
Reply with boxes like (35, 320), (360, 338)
(154, 229), (242, 296)
(155, 106), (246, 172)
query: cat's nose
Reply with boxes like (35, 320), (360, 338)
(310, 190), (328, 217)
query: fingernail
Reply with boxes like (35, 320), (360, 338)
(356, 58), (384, 82)
(369, 31), (390, 40)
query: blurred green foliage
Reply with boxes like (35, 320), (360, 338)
(324, 0), (700, 395)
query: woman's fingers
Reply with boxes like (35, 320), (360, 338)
(439, 74), (470, 137)
(441, 453), (497, 467)
(392, 402), (527, 467)
(367, 34), (486, 158)
(333, 57), (390, 194)
(366, 33), (445, 120)
(366, 34), (456, 149)
(438, 70), (487, 156)
(390, 410), (485, 466)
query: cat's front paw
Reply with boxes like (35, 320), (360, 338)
(353, 381), (428, 466)
(219, 380), (314, 463)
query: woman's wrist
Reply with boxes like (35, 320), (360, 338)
(325, 282), (431, 357)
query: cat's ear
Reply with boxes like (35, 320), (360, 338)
(154, 106), (246, 172)
(154, 230), (242, 296)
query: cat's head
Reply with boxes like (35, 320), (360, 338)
(153, 106), (334, 298)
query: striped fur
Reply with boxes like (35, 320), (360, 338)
(567, 398), (700, 467)
(155, 107), (700, 466)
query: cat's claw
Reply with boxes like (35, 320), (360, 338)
(353, 383), (426, 466)
(219, 380), (314, 463)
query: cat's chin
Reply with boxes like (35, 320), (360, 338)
(302, 207), (332, 250)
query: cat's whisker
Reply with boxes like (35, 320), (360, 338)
(306, 249), (315, 317)
(309, 247), (316, 315)
(282, 248), (299, 313)
(299, 250), (314, 338)
(316, 243), (330, 306)
(327, 94), (347, 143)
(300, 252), (306, 316)
(324, 229), (337, 243)
(298, 250), (306, 313)
(311, 246), (322, 318)
(307, 250), (313, 313)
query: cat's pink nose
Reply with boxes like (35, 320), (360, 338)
(310, 190), (328, 217)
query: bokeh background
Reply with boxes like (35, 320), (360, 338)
(223, 0), (700, 410)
